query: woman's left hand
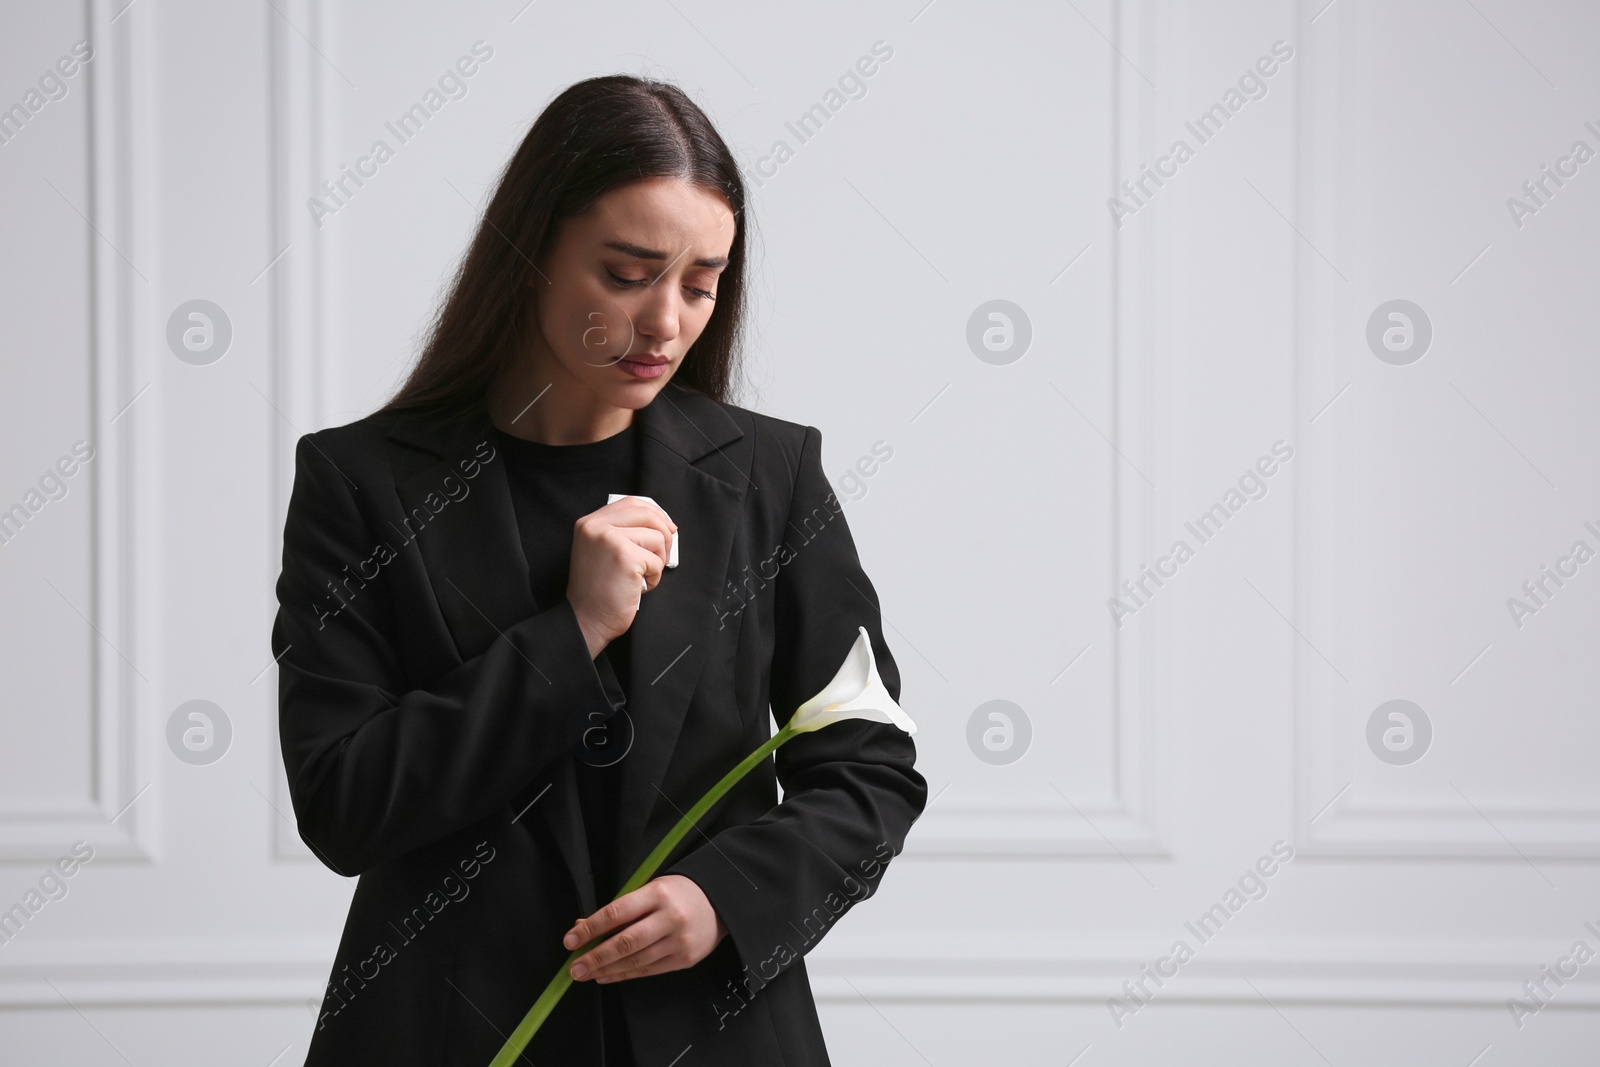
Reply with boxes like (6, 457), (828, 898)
(564, 874), (728, 983)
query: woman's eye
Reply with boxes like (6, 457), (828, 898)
(607, 270), (715, 302)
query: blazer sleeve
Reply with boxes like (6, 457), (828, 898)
(664, 424), (927, 973)
(271, 431), (624, 877)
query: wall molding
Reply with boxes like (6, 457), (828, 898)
(0, 940), (330, 1008)
(266, 0), (330, 863)
(1287, 8), (1600, 859)
(907, 0), (1168, 859)
(4, 936), (1594, 1009)
(808, 934), (1600, 1007)
(0, 0), (158, 863)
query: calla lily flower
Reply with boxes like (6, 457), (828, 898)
(788, 626), (917, 736)
(487, 623), (915, 1067)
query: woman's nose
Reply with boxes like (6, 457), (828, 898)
(631, 284), (681, 344)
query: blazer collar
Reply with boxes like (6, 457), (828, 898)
(382, 378), (743, 467)
(383, 381), (747, 913)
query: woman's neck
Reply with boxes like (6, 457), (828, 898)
(490, 357), (636, 445)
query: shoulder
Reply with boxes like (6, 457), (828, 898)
(690, 389), (818, 474)
(292, 408), (402, 460)
(287, 406), (455, 489)
(695, 395), (846, 537)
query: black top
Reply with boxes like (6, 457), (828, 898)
(492, 418), (638, 1066)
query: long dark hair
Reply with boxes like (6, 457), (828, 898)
(380, 75), (749, 424)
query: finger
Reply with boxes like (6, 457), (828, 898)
(625, 540), (667, 592)
(567, 890), (653, 948)
(609, 522), (672, 573)
(591, 940), (677, 981)
(600, 499), (676, 561)
(605, 495), (675, 527)
(599, 498), (677, 543)
(608, 524), (670, 563)
(571, 912), (668, 979)
(583, 500), (676, 547)
(578, 917), (677, 981)
(601, 529), (669, 594)
(595, 955), (680, 984)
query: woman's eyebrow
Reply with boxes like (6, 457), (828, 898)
(602, 239), (727, 269)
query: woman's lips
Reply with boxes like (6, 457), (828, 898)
(617, 357), (668, 379)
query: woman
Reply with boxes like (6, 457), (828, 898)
(271, 75), (926, 1065)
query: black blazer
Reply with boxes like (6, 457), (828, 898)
(271, 380), (927, 1066)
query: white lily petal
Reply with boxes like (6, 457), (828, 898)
(787, 626), (917, 736)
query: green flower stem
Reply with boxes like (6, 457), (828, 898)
(487, 722), (799, 1067)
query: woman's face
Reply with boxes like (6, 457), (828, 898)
(527, 176), (735, 411)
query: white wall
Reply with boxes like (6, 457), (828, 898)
(1, 1), (1597, 1063)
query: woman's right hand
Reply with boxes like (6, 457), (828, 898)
(567, 496), (677, 658)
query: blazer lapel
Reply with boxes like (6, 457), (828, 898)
(611, 386), (746, 893)
(381, 383), (747, 910)
(386, 407), (529, 663)
(385, 403), (599, 912)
